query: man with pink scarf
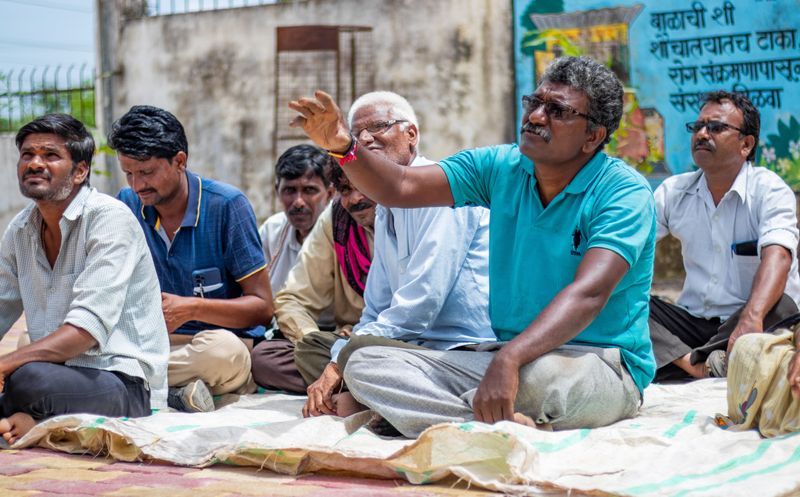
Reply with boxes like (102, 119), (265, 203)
(250, 164), (375, 393)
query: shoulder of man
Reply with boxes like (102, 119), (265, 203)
(656, 169), (702, 194)
(746, 164), (795, 195)
(4, 203), (36, 237)
(116, 186), (141, 210)
(83, 189), (142, 225)
(197, 175), (253, 209)
(597, 156), (652, 190)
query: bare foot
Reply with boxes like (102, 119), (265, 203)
(513, 412), (553, 431)
(0, 412), (37, 446)
(673, 353), (708, 379)
(513, 412), (537, 427)
(333, 392), (367, 417)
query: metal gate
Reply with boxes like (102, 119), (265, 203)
(272, 25), (373, 208)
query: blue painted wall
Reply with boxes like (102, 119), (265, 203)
(513, 0), (800, 187)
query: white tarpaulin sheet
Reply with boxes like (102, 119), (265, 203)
(11, 379), (800, 496)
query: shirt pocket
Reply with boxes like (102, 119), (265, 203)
(732, 254), (761, 294)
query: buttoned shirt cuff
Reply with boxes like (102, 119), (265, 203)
(759, 229), (798, 259)
(64, 307), (110, 348)
(329, 338), (348, 364)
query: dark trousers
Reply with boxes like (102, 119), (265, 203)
(251, 331), (430, 394)
(0, 362), (151, 420)
(250, 338), (309, 394)
(648, 294), (798, 381)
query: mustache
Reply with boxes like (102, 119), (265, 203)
(23, 169), (51, 181)
(288, 206), (311, 216)
(347, 201), (375, 213)
(694, 139), (715, 151)
(522, 123), (552, 143)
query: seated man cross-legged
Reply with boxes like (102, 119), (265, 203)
(290, 56), (656, 437)
(110, 106), (273, 412)
(296, 91), (496, 421)
(649, 91), (800, 381)
(0, 114), (169, 444)
(250, 161), (376, 393)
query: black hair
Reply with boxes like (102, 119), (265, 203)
(328, 161), (349, 190)
(274, 144), (332, 188)
(702, 90), (760, 161)
(107, 105), (188, 161)
(16, 113), (94, 185)
(540, 56), (624, 150)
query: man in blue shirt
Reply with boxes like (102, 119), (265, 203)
(288, 56), (656, 437)
(298, 92), (495, 419)
(110, 106), (272, 413)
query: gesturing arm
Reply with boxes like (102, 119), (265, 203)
(289, 91), (453, 208)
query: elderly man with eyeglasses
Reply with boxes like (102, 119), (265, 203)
(648, 90), (799, 381)
(295, 91), (495, 423)
(288, 56), (656, 437)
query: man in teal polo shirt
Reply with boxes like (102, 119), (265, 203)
(288, 56), (656, 437)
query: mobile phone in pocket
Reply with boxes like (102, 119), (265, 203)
(192, 267), (223, 297)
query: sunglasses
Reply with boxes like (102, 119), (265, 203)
(522, 95), (596, 123)
(685, 120), (746, 135)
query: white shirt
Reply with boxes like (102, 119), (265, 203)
(259, 210), (335, 329)
(329, 156), (495, 361)
(0, 187), (169, 409)
(655, 162), (800, 320)
(259, 211), (302, 294)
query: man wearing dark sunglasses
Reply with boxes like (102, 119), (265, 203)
(288, 56), (655, 437)
(649, 91), (799, 381)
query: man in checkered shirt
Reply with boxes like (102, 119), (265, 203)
(0, 114), (169, 446)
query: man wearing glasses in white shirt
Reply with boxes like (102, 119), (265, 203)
(649, 90), (800, 380)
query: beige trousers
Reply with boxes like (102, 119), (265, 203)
(168, 329), (256, 395)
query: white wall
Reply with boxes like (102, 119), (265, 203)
(0, 134), (29, 235)
(109, 0), (515, 220)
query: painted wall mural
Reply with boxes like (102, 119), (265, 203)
(513, 0), (800, 188)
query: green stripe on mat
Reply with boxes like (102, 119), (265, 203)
(623, 440), (772, 494)
(670, 445), (800, 497)
(663, 410), (697, 438)
(530, 429), (590, 453)
(623, 435), (800, 495)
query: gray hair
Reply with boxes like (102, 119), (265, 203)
(540, 56), (623, 150)
(347, 91), (420, 129)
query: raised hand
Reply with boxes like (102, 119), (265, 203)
(288, 91), (352, 152)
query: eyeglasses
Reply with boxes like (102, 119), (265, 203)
(352, 119), (408, 138)
(685, 120), (746, 135)
(522, 95), (596, 123)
